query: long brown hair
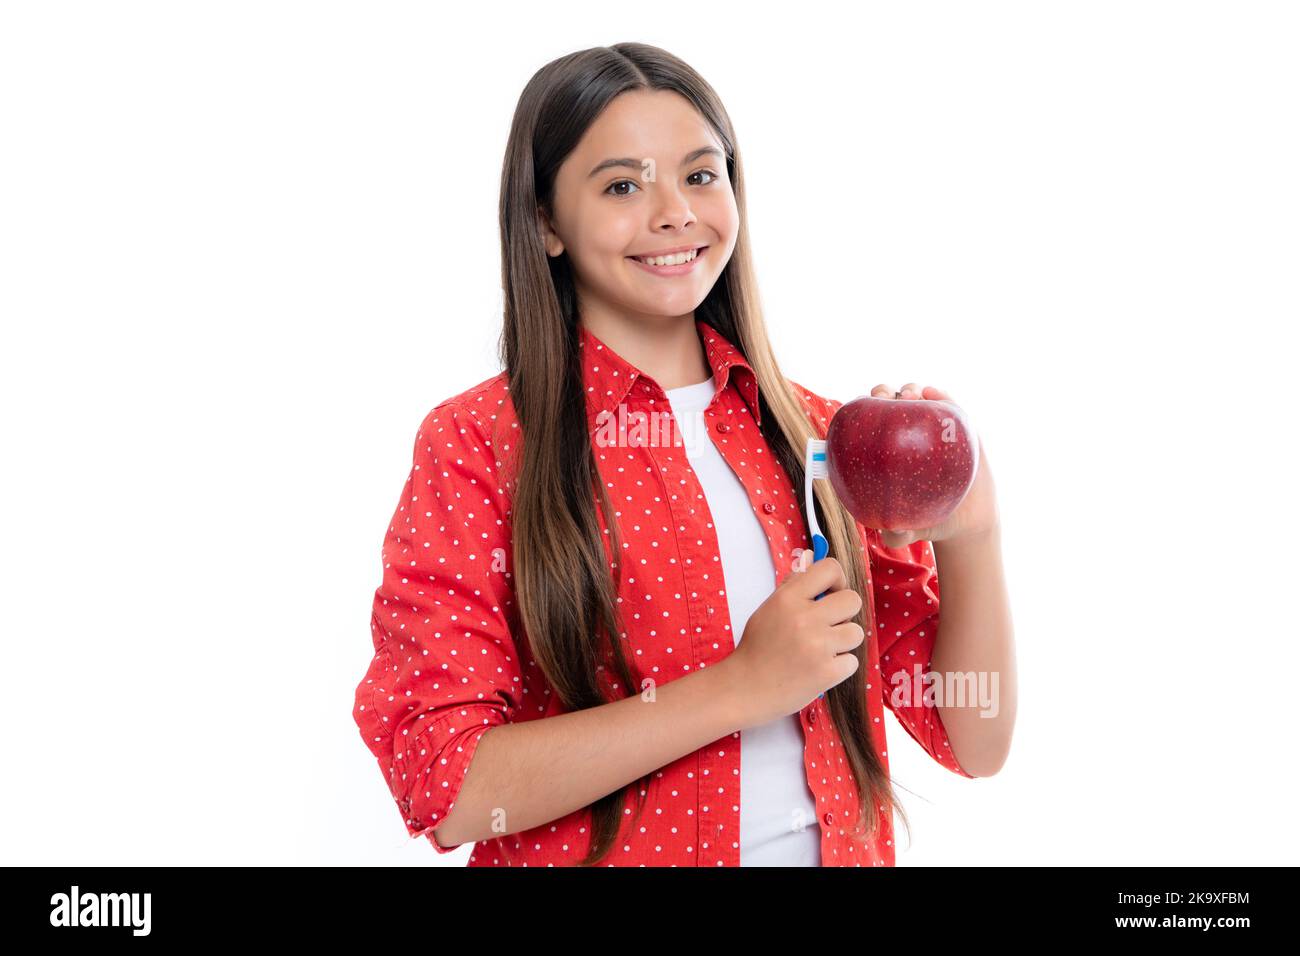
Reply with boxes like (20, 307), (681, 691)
(494, 41), (911, 865)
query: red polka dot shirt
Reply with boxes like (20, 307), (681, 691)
(353, 318), (973, 866)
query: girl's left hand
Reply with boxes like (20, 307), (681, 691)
(869, 383), (1000, 550)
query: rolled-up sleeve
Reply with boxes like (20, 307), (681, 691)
(868, 528), (975, 778)
(353, 400), (524, 851)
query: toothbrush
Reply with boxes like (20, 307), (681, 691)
(804, 437), (831, 580)
(805, 437), (831, 700)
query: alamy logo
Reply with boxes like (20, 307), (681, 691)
(49, 885), (151, 936)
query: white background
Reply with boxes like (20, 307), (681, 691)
(2, 1), (1296, 866)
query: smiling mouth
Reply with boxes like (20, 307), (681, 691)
(626, 246), (708, 267)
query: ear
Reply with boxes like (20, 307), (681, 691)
(537, 205), (564, 258)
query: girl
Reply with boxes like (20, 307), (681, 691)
(353, 42), (1015, 867)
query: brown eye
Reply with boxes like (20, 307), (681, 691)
(689, 169), (719, 186)
(606, 180), (640, 197)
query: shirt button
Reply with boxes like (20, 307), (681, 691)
(762, 502), (776, 514)
(714, 421), (731, 433)
(807, 706), (817, 725)
(824, 811), (835, 827)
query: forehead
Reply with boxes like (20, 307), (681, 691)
(566, 89), (718, 167)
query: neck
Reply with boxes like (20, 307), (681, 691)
(579, 312), (713, 390)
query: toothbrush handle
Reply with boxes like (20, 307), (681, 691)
(811, 534), (829, 599)
(811, 533), (830, 699)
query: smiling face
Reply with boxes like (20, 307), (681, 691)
(539, 88), (739, 326)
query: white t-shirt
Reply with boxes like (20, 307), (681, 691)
(664, 376), (822, 866)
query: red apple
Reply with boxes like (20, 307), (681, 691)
(825, 395), (979, 531)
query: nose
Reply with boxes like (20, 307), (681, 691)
(651, 183), (696, 232)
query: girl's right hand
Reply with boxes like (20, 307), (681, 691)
(724, 555), (865, 727)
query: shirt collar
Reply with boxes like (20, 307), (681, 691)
(578, 317), (762, 431)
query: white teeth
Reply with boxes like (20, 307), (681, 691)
(635, 248), (699, 266)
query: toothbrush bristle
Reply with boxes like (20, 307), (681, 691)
(807, 440), (829, 478)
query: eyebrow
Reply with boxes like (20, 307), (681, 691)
(587, 146), (724, 179)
